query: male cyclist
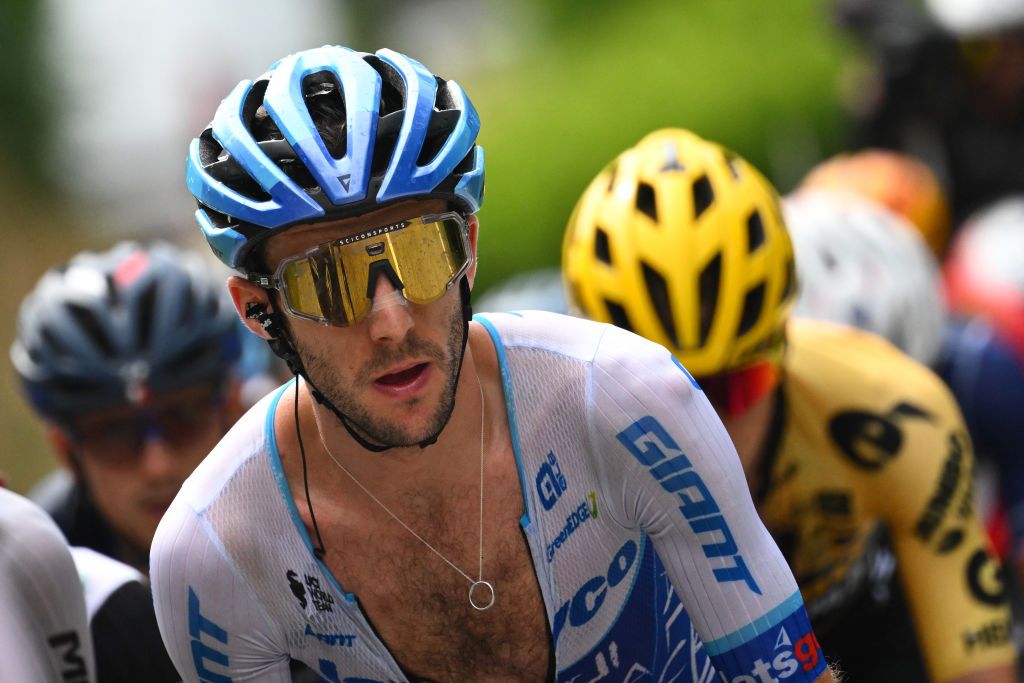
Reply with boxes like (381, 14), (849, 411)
(562, 128), (1016, 682)
(11, 239), (245, 682)
(150, 45), (839, 682)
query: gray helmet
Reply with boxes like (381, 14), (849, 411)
(11, 240), (242, 422)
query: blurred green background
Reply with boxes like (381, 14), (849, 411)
(0, 0), (855, 494)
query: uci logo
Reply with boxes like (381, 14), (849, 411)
(537, 451), (567, 511)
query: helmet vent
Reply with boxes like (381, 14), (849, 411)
(725, 154), (742, 180)
(642, 262), (679, 348)
(692, 175), (714, 220)
(636, 182), (658, 222)
(177, 288), (197, 327)
(66, 304), (116, 359)
(417, 110), (461, 166)
(783, 257), (796, 300)
(302, 72), (348, 159)
(594, 228), (612, 265)
(698, 253), (722, 345)
(104, 274), (120, 308)
(605, 164), (618, 193)
(746, 211), (765, 252)
(603, 299), (634, 333)
(738, 282), (766, 336)
(366, 56), (406, 118)
(40, 327), (70, 361)
(820, 247), (838, 271)
(135, 282), (158, 352)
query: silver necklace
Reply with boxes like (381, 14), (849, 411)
(317, 371), (494, 611)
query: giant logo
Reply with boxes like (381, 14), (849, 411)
(616, 416), (760, 594)
(188, 587), (232, 683)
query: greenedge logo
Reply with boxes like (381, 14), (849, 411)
(546, 491), (599, 562)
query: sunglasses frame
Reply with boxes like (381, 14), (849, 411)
(249, 211), (472, 327)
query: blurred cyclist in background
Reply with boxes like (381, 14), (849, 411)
(474, 267), (569, 315)
(0, 487), (96, 683)
(944, 196), (1024, 365)
(12, 240), (244, 571)
(10, 240), (245, 682)
(799, 148), (952, 259)
(832, 0), (1024, 226)
(942, 197), (1024, 574)
(784, 188), (1024, 595)
(563, 127), (1016, 682)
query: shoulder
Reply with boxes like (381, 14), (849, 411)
(784, 319), (970, 510)
(786, 318), (961, 420)
(152, 385), (285, 571)
(0, 488), (68, 556)
(171, 385), (283, 512)
(70, 547), (145, 621)
(475, 311), (703, 425)
(473, 310), (613, 362)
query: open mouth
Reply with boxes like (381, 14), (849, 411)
(375, 363), (429, 387)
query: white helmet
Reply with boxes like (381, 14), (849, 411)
(785, 189), (947, 366)
(475, 268), (569, 315)
(924, 0), (1024, 37)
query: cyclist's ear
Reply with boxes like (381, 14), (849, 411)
(44, 424), (75, 472)
(228, 275), (274, 340)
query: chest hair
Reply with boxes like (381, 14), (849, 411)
(321, 469), (551, 681)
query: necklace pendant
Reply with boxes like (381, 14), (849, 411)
(469, 579), (496, 611)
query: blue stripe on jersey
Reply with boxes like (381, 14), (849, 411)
(264, 379), (356, 602)
(705, 597), (826, 683)
(475, 314), (532, 528)
(704, 590), (804, 655)
(670, 354), (701, 390)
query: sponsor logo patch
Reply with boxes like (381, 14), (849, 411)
(546, 493), (598, 562)
(536, 451), (568, 511)
(304, 624), (356, 648)
(286, 570), (335, 613)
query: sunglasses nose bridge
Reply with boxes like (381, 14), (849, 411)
(365, 259), (405, 300)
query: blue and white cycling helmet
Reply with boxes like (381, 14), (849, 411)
(10, 241), (242, 423)
(186, 45), (485, 271)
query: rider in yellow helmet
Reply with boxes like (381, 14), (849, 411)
(564, 127), (1016, 683)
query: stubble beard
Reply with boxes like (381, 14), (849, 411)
(300, 300), (465, 448)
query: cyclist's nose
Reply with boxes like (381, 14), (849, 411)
(366, 272), (413, 342)
(135, 428), (179, 478)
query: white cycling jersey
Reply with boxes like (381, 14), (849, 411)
(0, 488), (96, 683)
(151, 311), (827, 682)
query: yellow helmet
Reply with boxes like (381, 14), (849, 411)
(799, 149), (952, 258)
(563, 128), (796, 378)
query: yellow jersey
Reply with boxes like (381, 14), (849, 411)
(758, 319), (1014, 681)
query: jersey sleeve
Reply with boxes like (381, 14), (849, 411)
(150, 498), (293, 683)
(587, 326), (828, 680)
(0, 488), (96, 683)
(859, 376), (1016, 679)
